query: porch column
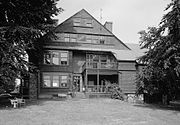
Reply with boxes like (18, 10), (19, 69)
(97, 70), (99, 92)
(85, 70), (88, 92)
(118, 71), (122, 87)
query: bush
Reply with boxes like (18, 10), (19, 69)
(106, 83), (125, 100)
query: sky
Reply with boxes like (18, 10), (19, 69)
(55, 0), (171, 44)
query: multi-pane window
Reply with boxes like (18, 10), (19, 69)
(44, 51), (68, 65)
(64, 34), (70, 42)
(43, 73), (68, 88)
(86, 35), (92, 43)
(70, 34), (77, 42)
(73, 18), (93, 27)
(86, 19), (92, 27)
(61, 76), (68, 87)
(92, 36), (99, 44)
(60, 33), (108, 44)
(52, 76), (59, 87)
(100, 36), (105, 44)
(52, 52), (59, 65)
(60, 52), (68, 65)
(44, 53), (51, 64)
(73, 18), (81, 26)
(43, 75), (51, 87)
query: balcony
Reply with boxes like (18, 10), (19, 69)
(82, 61), (118, 70)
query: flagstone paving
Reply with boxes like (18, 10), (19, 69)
(0, 98), (180, 125)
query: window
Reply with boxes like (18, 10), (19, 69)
(52, 52), (59, 65)
(60, 52), (68, 65)
(52, 76), (59, 87)
(92, 36), (99, 44)
(60, 76), (68, 87)
(44, 51), (69, 65)
(43, 75), (51, 87)
(44, 53), (51, 64)
(86, 19), (92, 27)
(64, 34), (70, 42)
(70, 34), (77, 42)
(100, 36), (105, 44)
(43, 73), (68, 88)
(86, 35), (92, 43)
(73, 18), (81, 26)
(78, 34), (86, 42)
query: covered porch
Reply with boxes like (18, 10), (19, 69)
(82, 69), (118, 94)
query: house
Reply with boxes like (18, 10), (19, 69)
(37, 9), (145, 98)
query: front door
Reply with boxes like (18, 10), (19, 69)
(73, 76), (80, 92)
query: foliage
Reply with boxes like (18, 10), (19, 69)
(106, 82), (125, 100)
(137, 0), (180, 102)
(0, 0), (62, 91)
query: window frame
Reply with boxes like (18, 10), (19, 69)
(42, 73), (69, 88)
(73, 18), (81, 26)
(44, 51), (69, 66)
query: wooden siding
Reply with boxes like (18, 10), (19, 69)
(55, 9), (113, 36)
(119, 71), (137, 93)
(53, 9), (129, 50)
(118, 62), (136, 71)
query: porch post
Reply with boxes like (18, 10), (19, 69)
(85, 70), (88, 92)
(97, 70), (99, 92)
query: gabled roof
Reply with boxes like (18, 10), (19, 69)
(54, 9), (130, 50)
(112, 43), (147, 61)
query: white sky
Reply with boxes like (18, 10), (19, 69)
(55, 0), (171, 43)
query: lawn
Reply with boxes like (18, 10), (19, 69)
(0, 98), (180, 125)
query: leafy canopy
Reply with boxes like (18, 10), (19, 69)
(137, 0), (180, 99)
(0, 0), (62, 90)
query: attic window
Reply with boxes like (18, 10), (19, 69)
(86, 19), (92, 27)
(64, 33), (70, 42)
(73, 18), (81, 26)
(100, 36), (105, 44)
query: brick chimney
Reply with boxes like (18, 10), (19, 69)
(104, 22), (113, 32)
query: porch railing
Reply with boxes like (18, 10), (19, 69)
(82, 61), (118, 70)
(86, 85), (107, 93)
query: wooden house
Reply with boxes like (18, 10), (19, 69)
(38, 9), (145, 98)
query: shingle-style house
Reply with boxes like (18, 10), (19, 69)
(37, 9), (144, 98)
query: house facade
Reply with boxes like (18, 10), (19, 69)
(38, 9), (143, 98)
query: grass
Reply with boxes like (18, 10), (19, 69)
(0, 98), (180, 125)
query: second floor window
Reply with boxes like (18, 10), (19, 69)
(44, 51), (69, 65)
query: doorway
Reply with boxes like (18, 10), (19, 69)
(73, 76), (81, 92)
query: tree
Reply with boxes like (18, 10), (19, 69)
(0, 0), (62, 92)
(137, 0), (180, 104)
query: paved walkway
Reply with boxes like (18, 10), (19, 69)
(0, 98), (180, 125)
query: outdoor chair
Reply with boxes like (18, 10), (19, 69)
(16, 98), (26, 107)
(9, 99), (18, 108)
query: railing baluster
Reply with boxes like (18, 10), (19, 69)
(83, 61), (118, 70)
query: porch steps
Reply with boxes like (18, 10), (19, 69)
(74, 92), (86, 99)
(85, 92), (111, 98)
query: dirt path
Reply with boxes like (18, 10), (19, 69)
(0, 98), (180, 125)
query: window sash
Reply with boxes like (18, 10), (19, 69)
(52, 76), (59, 87)
(43, 74), (68, 88)
(43, 75), (51, 87)
(44, 51), (68, 66)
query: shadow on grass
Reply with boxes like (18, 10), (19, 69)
(133, 102), (180, 112)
